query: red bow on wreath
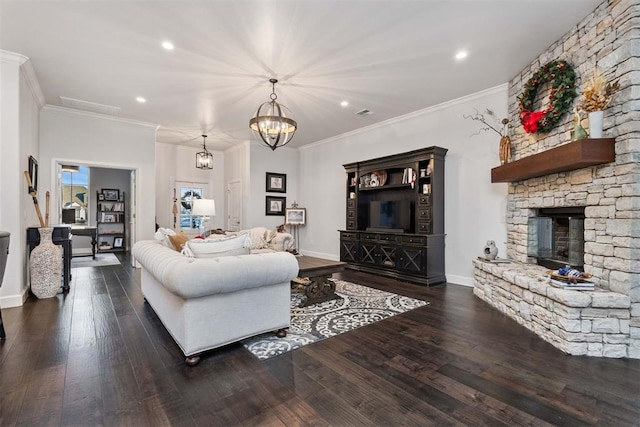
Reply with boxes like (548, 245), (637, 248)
(519, 110), (546, 134)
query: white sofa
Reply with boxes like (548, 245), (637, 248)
(132, 239), (299, 366)
(240, 226), (295, 252)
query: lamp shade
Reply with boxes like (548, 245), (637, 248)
(192, 198), (216, 217)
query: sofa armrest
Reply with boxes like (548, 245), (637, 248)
(271, 233), (294, 252)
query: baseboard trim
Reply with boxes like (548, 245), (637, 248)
(299, 250), (339, 261)
(0, 287), (29, 308)
(446, 274), (474, 287)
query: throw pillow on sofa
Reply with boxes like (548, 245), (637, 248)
(154, 227), (176, 248)
(182, 233), (250, 258)
(168, 231), (190, 251)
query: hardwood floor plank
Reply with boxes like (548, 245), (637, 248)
(438, 364), (589, 426)
(1, 256), (638, 426)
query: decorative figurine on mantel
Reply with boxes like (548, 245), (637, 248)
(572, 107), (588, 141)
(483, 240), (498, 260)
(463, 108), (512, 165)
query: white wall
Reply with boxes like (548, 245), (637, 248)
(298, 85), (510, 286)
(247, 144), (299, 230)
(39, 106), (157, 248)
(223, 142), (250, 230)
(155, 143), (225, 231)
(0, 51), (43, 307)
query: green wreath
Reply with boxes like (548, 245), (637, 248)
(181, 191), (201, 210)
(518, 60), (577, 134)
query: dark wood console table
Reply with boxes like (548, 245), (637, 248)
(26, 226), (71, 292)
(70, 226), (97, 259)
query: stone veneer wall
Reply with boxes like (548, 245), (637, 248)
(474, 0), (640, 358)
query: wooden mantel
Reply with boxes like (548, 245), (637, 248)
(491, 138), (616, 183)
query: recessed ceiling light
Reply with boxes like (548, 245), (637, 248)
(136, 97), (146, 103)
(340, 100), (349, 107)
(455, 51), (468, 60)
(162, 41), (174, 50)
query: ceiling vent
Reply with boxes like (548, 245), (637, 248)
(59, 96), (121, 116)
(356, 108), (373, 116)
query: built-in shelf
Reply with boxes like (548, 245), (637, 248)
(491, 138), (615, 183)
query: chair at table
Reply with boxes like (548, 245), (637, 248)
(0, 231), (10, 339)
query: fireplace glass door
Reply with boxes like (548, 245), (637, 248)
(527, 214), (584, 269)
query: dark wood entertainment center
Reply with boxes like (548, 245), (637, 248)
(339, 146), (447, 285)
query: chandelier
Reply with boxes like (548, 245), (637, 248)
(249, 78), (297, 150)
(195, 134), (213, 169)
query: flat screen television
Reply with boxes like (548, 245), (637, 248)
(368, 200), (412, 233)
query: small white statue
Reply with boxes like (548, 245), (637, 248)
(484, 240), (498, 260)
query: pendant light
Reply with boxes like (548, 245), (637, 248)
(195, 134), (213, 169)
(249, 78), (297, 151)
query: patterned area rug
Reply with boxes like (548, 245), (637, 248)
(71, 252), (120, 268)
(242, 279), (428, 360)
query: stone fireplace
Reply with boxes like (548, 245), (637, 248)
(473, 0), (639, 359)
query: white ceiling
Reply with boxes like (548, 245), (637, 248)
(1, 1), (601, 150)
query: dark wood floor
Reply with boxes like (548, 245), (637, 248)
(1, 253), (639, 426)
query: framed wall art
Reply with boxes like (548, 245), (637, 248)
(265, 196), (286, 216)
(28, 156), (38, 193)
(266, 172), (286, 193)
(102, 188), (120, 201)
(285, 207), (306, 225)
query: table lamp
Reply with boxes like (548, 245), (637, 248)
(192, 198), (216, 237)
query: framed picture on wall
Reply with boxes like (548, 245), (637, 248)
(285, 208), (306, 225)
(28, 156), (38, 193)
(265, 196), (286, 216)
(266, 172), (286, 193)
(102, 188), (120, 201)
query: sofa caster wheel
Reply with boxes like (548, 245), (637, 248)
(276, 328), (287, 338)
(185, 355), (201, 366)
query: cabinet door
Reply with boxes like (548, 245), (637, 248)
(340, 238), (359, 263)
(360, 241), (378, 266)
(378, 244), (397, 268)
(398, 246), (425, 273)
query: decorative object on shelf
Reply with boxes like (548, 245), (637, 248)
(547, 267), (593, 284)
(249, 78), (297, 151)
(192, 198), (216, 236)
(368, 170), (387, 187)
(571, 107), (588, 141)
(579, 71), (619, 139)
(463, 108), (512, 165)
(102, 188), (119, 201)
(29, 227), (62, 299)
(517, 60), (577, 134)
(266, 196), (286, 215)
(266, 172), (286, 193)
(483, 240), (498, 260)
(195, 134), (213, 169)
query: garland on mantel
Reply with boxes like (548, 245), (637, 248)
(517, 60), (577, 134)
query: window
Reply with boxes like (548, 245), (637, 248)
(178, 184), (204, 229)
(61, 165), (89, 224)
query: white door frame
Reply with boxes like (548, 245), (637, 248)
(227, 180), (242, 232)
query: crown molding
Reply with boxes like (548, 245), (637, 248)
(0, 50), (28, 65)
(299, 83), (509, 151)
(1, 50), (45, 107)
(42, 104), (159, 129)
